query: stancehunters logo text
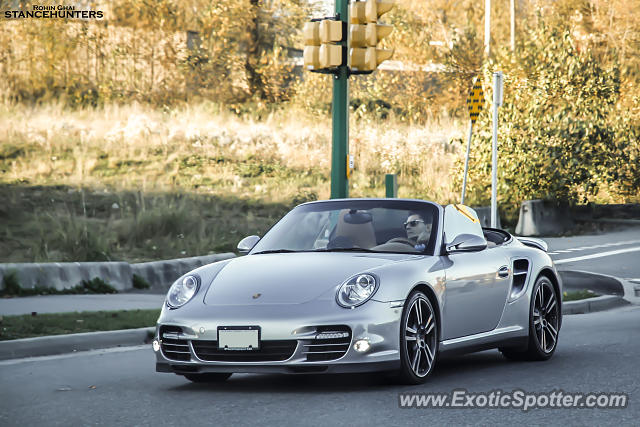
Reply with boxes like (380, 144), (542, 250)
(4, 5), (104, 19)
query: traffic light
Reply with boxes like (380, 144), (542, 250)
(303, 19), (346, 71)
(349, 0), (394, 73)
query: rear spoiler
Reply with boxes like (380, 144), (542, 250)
(516, 237), (548, 252)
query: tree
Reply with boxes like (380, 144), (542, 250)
(457, 19), (639, 211)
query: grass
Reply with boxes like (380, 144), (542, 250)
(0, 102), (465, 262)
(0, 102), (463, 202)
(0, 184), (292, 262)
(563, 289), (599, 302)
(0, 309), (160, 341)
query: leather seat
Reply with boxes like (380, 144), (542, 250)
(333, 209), (377, 248)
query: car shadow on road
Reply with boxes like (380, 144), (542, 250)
(165, 350), (521, 393)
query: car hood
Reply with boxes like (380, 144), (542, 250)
(203, 252), (421, 306)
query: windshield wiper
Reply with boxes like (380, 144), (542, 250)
(251, 249), (297, 255)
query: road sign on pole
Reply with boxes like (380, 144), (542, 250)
(461, 77), (484, 204)
(491, 71), (503, 228)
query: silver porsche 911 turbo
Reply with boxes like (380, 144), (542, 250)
(153, 199), (562, 384)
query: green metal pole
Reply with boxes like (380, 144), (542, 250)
(385, 174), (397, 198)
(330, 0), (349, 199)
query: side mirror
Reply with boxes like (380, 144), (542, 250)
(237, 235), (260, 254)
(445, 233), (487, 254)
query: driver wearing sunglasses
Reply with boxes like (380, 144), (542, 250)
(404, 212), (431, 250)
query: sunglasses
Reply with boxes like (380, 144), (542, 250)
(403, 219), (424, 229)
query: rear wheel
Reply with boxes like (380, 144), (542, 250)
(501, 275), (560, 361)
(183, 373), (232, 383)
(396, 291), (438, 384)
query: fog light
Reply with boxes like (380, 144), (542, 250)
(354, 339), (370, 353)
(152, 339), (160, 352)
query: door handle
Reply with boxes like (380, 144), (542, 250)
(498, 266), (510, 278)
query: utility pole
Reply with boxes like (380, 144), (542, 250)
(485, 0), (491, 56)
(510, 0), (515, 52)
(491, 71), (503, 228)
(330, 0), (350, 199)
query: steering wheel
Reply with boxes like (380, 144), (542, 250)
(386, 237), (415, 247)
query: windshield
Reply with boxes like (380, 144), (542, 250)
(251, 200), (440, 255)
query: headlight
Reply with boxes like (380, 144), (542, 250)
(167, 274), (201, 309)
(336, 273), (379, 308)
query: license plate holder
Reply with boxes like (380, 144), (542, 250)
(217, 326), (260, 351)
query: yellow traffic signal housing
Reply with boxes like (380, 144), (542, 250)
(350, 2), (366, 24)
(319, 20), (343, 44)
(303, 21), (322, 70)
(350, 47), (393, 72)
(366, 24), (392, 46)
(365, 0), (395, 23)
(348, 0), (395, 73)
(320, 44), (344, 68)
(304, 46), (321, 70)
(351, 23), (393, 47)
(303, 19), (346, 71)
(349, 24), (368, 48)
(303, 21), (320, 46)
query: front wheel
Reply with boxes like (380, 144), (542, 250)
(183, 373), (232, 383)
(396, 291), (438, 384)
(501, 275), (560, 361)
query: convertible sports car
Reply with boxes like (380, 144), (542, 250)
(153, 199), (562, 384)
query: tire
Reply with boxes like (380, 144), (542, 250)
(183, 373), (232, 383)
(395, 291), (439, 385)
(501, 275), (560, 361)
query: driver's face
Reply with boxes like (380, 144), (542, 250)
(405, 214), (429, 240)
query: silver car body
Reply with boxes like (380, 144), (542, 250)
(154, 199), (562, 375)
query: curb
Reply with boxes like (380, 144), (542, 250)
(0, 253), (236, 293)
(562, 295), (630, 315)
(558, 269), (625, 297)
(0, 326), (154, 361)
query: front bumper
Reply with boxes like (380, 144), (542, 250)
(153, 299), (404, 374)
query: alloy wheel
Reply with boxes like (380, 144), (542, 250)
(532, 280), (559, 353)
(404, 296), (437, 377)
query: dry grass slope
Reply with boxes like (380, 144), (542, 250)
(0, 102), (465, 262)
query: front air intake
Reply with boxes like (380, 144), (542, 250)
(303, 326), (352, 362)
(192, 340), (297, 362)
(159, 326), (191, 362)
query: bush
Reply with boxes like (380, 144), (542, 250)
(75, 277), (118, 294)
(132, 274), (151, 290)
(1, 271), (22, 295)
(456, 20), (640, 212)
(0, 274), (117, 296)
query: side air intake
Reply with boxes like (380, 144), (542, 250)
(510, 259), (530, 300)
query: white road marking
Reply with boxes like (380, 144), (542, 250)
(554, 246), (640, 265)
(0, 344), (150, 366)
(552, 239), (640, 253)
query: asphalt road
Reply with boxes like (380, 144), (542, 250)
(544, 227), (640, 279)
(1, 306), (638, 426)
